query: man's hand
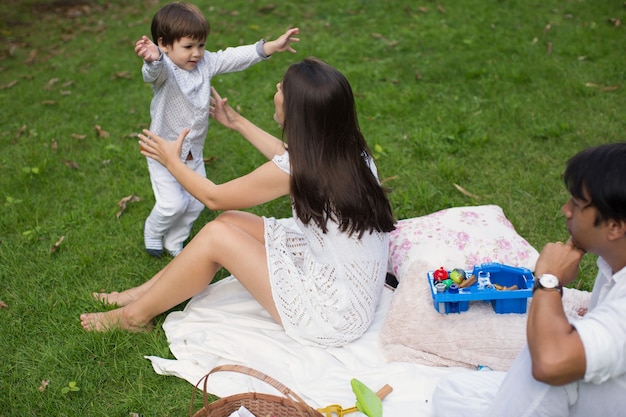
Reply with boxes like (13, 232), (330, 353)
(534, 238), (586, 286)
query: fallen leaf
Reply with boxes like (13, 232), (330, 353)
(16, 125), (27, 138)
(609, 18), (621, 27)
(50, 236), (65, 253)
(0, 80), (17, 90)
(42, 100), (57, 105)
(437, 4), (446, 13)
(585, 82), (619, 92)
(114, 71), (131, 79)
(71, 133), (87, 140)
(453, 183), (481, 199)
(94, 125), (110, 138)
(38, 380), (50, 392)
(63, 160), (80, 169)
(418, 6), (429, 13)
(116, 194), (141, 219)
(24, 49), (38, 64)
(203, 156), (216, 164)
(0, 301), (7, 309)
(51, 139), (58, 151)
(44, 78), (60, 90)
(380, 175), (397, 185)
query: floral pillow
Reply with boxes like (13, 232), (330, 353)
(388, 205), (539, 278)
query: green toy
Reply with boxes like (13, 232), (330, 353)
(317, 379), (392, 417)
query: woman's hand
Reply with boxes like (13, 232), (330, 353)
(138, 128), (190, 167)
(209, 87), (241, 130)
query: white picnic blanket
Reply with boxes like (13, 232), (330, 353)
(146, 275), (459, 416)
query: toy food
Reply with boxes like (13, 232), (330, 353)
(449, 268), (466, 284)
(433, 267), (449, 282)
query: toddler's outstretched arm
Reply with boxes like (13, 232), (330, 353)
(134, 35), (161, 62)
(263, 28), (300, 56)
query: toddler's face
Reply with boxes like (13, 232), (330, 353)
(160, 36), (205, 71)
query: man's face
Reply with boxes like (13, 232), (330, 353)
(561, 190), (604, 254)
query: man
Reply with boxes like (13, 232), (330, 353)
(433, 142), (626, 417)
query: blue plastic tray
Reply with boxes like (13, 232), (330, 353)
(428, 262), (535, 314)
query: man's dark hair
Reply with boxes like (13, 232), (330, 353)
(564, 142), (626, 225)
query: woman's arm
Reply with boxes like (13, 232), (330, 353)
(209, 87), (285, 160)
(139, 129), (290, 210)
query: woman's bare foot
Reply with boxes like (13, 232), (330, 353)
(93, 290), (136, 307)
(80, 308), (153, 332)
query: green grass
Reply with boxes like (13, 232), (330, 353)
(0, 0), (624, 415)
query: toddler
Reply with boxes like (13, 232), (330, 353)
(135, 2), (299, 257)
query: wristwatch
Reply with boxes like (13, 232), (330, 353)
(533, 274), (563, 297)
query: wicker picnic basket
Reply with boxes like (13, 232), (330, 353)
(190, 364), (324, 417)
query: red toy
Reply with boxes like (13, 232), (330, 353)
(433, 267), (449, 282)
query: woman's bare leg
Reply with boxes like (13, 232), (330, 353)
(80, 211), (279, 331)
(93, 264), (171, 307)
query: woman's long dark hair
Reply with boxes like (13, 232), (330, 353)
(281, 58), (395, 237)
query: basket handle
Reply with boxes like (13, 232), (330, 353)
(190, 364), (315, 417)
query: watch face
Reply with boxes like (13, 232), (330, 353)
(539, 274), (560, 289)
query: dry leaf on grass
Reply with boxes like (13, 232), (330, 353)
(94, 125), (110, 138)
(453, 183), (481, 199)
(50, 236), (65, 253)
(585, 82), (619, 92)
(0, 80), (18, 90)
(15, 125), (27, 138)
(380, 175), (397, 185)
(24, 49), (38, 64)
(114, 71), (131, 79)
(117, 195), (141, 219)
(44, 78), (59, 90)
(63, 160), (80, 169)
(38, 380), (50, 392)
(0, 301), (8, 309)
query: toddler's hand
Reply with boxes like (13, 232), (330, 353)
(135, 36), (160, 62)
(264, 27), (300, 55)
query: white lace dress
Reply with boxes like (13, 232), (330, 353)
(263, 152), (389, 347)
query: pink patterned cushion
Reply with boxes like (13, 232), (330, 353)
(388, 205), (538, 278)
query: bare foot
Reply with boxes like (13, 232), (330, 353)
(93, 291), (136, 307)
(80, 308), (153, 332)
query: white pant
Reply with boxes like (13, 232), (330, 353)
(433, 346), (626, 417)
(144, 157), (205, 255)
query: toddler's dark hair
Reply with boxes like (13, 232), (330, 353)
(151, 2), (209, 47)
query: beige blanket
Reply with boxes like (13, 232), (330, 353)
(379, 259), (591, 371)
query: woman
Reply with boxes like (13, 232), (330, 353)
(80, 57), (395, 347)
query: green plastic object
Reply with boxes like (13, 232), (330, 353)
(351, 378), (382, 417)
